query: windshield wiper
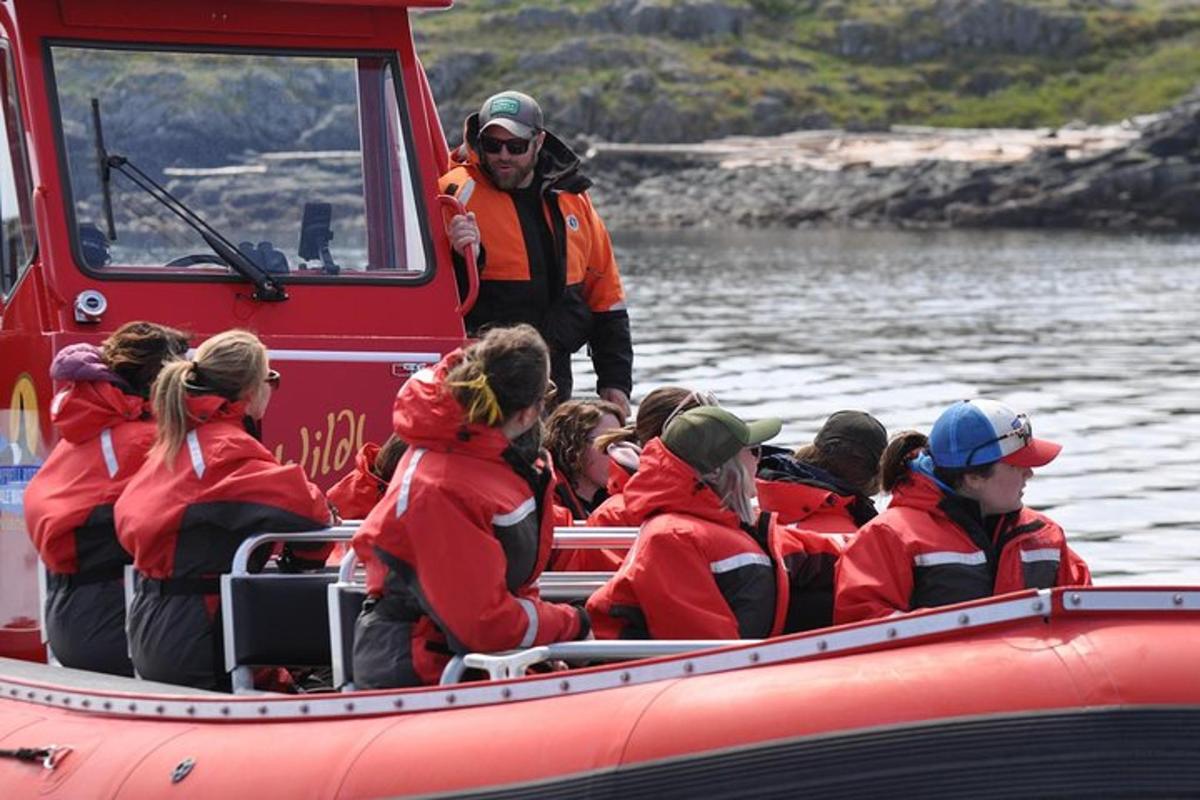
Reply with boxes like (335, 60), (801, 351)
(91, 98), (287, 302)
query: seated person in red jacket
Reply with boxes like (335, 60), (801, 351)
(589, 386), (718, 527)
(327, 435), (409, 521)
(587, 406), (791, 640)
(757, 410), (887, 537)
(326, 434), (408, 567)
(834, 399), (1092, 624)
(351, 324), (591, 689)
(115, 330), (333, 690)
(544, 398), (626, 571)
(24, 321), (188, 676)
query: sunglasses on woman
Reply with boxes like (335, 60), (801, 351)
(265, 369), (281, 390)
(964, 413), (1032, 466)
(479, 134), (532, 155)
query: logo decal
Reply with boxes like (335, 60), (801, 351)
(566, 214), (580, 231)
(8, 373), (40, 460)
(490, 97), (521, 116)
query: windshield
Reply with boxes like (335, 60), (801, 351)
(49, 45), (430, 278)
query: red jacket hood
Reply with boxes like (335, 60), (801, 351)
(756, 478), (853, 524)
(622, 438), (740, 528)
(50, 381), (149, 444)
(391, 351), (511, 461)
(888, 469), (951, 515)
(327, 442), (386, 521)
(184, 393), (249, 429)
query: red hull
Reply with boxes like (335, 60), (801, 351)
(1, 589), (1198, 797)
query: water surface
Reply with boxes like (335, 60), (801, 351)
(573, 228), (1200, 583)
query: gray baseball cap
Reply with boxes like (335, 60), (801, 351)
(662, 406), (782, 475)
(478, 90), (543, 139)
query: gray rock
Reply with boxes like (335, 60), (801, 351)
(621, 69), (658, 94)
(424, 51), (497, 102)
(836, 20), (892, 59)
(635, 97), (686, 142)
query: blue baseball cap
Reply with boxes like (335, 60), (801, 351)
(929, 399), (1061, 469)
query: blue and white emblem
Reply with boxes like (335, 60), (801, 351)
(566, 214), (580, 231)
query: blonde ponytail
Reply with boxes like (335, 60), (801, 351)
(149, 329), (268, 466)
(149, 359), (194, 465)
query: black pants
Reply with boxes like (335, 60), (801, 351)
(351, 604), (421, 689)
(45, 574), (133, 677)
(128, 579), (227, 691)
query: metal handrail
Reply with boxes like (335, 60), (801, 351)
(439, 639), (757, 684)
(332, 527), (636, 584)
(228, 525), (359, 574)
(552, 529), (637, 548)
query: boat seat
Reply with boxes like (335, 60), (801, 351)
(324, 528), (635, 689)
(220, 528), (357, 694)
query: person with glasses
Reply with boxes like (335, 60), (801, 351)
(115, 329), (335, 690)
(24, 321), (189, 676)
(440, 90), (633, 417)
(351, 324), (591, 689)
(542, 398), (627, 571)
(588, 387), (720, 527)
(834, 399), (1091, 625)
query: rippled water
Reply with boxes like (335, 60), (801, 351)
(573, 228), (1200, 584)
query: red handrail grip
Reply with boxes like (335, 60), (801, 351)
(437, 193), (479, 317)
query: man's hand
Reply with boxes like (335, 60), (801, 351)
(448, 212), (481, 259)
(598, 387), (631, 418)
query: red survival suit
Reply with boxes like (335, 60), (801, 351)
(23, 378), (152, 676)
(327, 442), (386, 520)
(755, 447), (876, 537)
(351, 354), (588, 688)
(586, 439), (794, 640)
(834, 459), (1092, 624)
(547, 469), (625, 572)
(326, 442), (388, 567)
(114, 395), (332, 690)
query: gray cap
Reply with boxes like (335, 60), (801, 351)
(662, 406), (782, 475)
(478, 90), (543, 139)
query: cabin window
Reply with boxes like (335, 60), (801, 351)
(47, 45), (431, 281)
(0, 42), (36, 298)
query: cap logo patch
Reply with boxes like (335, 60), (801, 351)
(490, 97), (521, 116)
(566, 214), (580, 231)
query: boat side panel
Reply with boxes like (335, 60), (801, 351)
(620, 620), (1083, 765)
(335, 682), (671, 798)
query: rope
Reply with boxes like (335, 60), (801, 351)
(0, 744), (72, 770)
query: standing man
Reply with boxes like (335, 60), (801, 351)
(441, 90), (632, 415)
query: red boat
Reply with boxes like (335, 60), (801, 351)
(1, 583), (1199, 797)
(2, 2), (1199, 797)
(0, 0), (468, 662)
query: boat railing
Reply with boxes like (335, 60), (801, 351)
(221, 526), (360, 693)
(328, 527), (637, 690)
(38, 525), (635, 693)
(439, 640), (758, 685)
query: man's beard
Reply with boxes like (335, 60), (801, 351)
(487, 158), (536, 191)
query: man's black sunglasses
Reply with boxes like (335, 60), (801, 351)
(479, 134), (532, 155)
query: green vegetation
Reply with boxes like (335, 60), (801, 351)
(413, 0), (1200, 135)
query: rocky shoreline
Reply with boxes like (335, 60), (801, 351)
(584, 88), (1200, 231)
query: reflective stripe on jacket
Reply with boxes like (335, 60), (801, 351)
(352, 352), (585, 686)
(24, 380), (150, 574)
(586, 439), (790, 640)
(114, 394), (333, 579)
(439, 119), (632, 395)
(833, 469), (1092, 624)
